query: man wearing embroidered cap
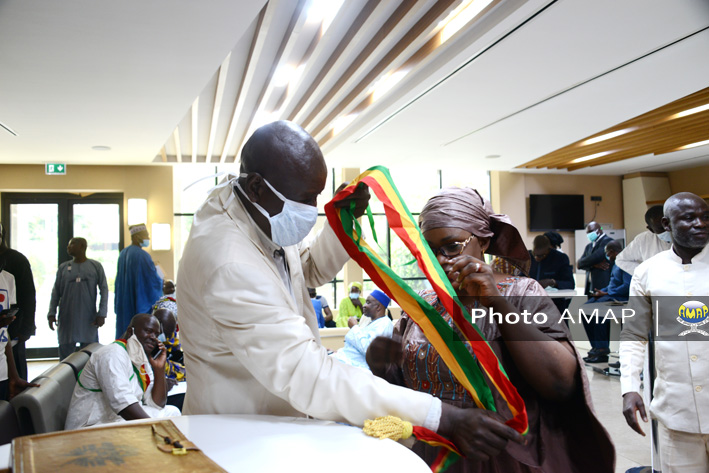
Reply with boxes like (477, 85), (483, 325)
(334, 289), (393, 370)
(114, 224), (163, 338)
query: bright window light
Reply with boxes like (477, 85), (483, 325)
(570, 151), (614, 164)
(672, 103), (709, 119)
(151, 223), (171, 251)
(440, 0), (494, 44)
(371, 70), (408, 102)
(582, 128), (635, 146)
(679, 139), (709, 150)
(273, 64), (299, 87)
(127, 198), (147, 225)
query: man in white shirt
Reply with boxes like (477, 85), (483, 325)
(178, 121), (524, 461)
(620, 192), (709, 472)
(615, 205), (672, 276)
(335, 289), (393, 370)
(65, 313), (180, 429)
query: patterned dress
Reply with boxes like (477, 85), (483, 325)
(385, 277), (614, 472)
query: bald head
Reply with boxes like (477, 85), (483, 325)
(662, 192), (709, 252)
(240, 121), (326, 191)
(153, 308), (176, 339)
(586, 221), (601, 233)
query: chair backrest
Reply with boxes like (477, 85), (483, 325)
(0, 400), (21, 445)
(80, 342), (104, 357)
(11, 363), (77, 434)
(61, 350), (91, 379)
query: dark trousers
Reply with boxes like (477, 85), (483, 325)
(12, 341), (27, 381)
(0, 379), (8, 401)
(59, 342), (91, 361)
(582, 317), (610, 351)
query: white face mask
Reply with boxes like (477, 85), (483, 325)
(349, 292), (359, 300)
(657, 231), (672, 243)
(157, 333), (167, 343)
(236, 174), (318, 247)
(140, 239), (150, 248)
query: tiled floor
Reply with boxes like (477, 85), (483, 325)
(27, 348), (653, 472)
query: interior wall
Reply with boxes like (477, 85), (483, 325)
(0, 164), (175, 279)
(622, 173), (671, 241)
(490, 171), (624, 268)
(668, 164), (709, 196)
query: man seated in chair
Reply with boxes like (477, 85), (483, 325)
(333, 289), (393, 370)
(65, 313), (180, 430)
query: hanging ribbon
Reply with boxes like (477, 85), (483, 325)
(324, 166), (528, 436)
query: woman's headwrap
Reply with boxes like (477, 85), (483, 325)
(418, 187), (530, 275)
(348, 281), (363, 292)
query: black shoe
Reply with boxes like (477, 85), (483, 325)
(609, 361), (620, 368)
(583, 354), (609, 363)
(603, 367), (621, 376)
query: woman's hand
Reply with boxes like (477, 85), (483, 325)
(366, 336), (403, 378)
(442, 255), (501, 305)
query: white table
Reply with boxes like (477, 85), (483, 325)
(2, 414), (430, 472)
(545, 288), (582, 298)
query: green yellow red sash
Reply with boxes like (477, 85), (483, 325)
(324, 166), (528, 436)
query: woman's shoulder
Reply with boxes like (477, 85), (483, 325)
(497, 275), (547, 296)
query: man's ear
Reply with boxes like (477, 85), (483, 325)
(661, 216), (671, 233)
(243, 173), (265, 203)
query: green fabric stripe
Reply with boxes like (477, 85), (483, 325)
(76, 369), (102, 392)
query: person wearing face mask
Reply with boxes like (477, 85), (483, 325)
(114, 224), (163, 339)
(615, 205), (672, 277)
(176, 122), (500, 459)
(65, 313), (180, 430)
(336, 281), (365, 327)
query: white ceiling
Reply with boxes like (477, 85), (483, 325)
(1, 0), (708, 175)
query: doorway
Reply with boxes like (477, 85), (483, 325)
(0, 193), (124, 358)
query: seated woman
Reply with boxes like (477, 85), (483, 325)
(367, 187), (614, 472)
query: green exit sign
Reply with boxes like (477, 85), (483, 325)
(45, 163), (66, 175)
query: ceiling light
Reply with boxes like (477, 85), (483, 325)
(672, 103), (709, 119)
(570, 151), (614, 164)
(440, 0), (494, 44)
(371, 70), (408, 102)
(332, 114), (358, 135)
(91, 145), (111, 151)
(679, 139), (709, 150)
(581, 128), (635, 146)
(307, 0), (344, 33)
(273, 64), (297, 87)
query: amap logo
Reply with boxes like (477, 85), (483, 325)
(677, 301), (709, 337)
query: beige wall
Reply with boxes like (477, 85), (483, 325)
(668, 164), (709, 196)
(490, 171), (624, 265)
(0, 164), (175, 278)
(621, 174), (671, 241)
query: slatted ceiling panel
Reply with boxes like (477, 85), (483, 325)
(518, 86), (709, 171)
(155, 0), (516, 164)
(310, 0), (463, 140)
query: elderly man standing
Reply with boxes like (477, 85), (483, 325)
(115, 224), (163, 338)
(621, 192), (709, 472)
(48, 237), (108, 360)
(65, 313), (179, 430)
(178, 121), (524, 460)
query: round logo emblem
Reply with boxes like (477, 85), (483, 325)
(678, 301), (709, 324)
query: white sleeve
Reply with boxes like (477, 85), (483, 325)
(614, 234), (646, 275)
(204, 261), (435, 428)
(299, 222), (350, 288)
(95, 349), (142, 414)
(620, 341), (647, 394)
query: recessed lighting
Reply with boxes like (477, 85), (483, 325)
(570, 151), (614, 164)
(672, 103), (709, 119)
(371, 70), (408, 102)
(679, 139), (709, 150)
(582, 128), (635, 146)
(485, 154), (501, 159)
(332, 114), (358, 135)
(439, 0), (494, 44)
(92, 145), (111, 151)
(307, 0), (344, 33)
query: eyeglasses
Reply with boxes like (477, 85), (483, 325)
(429, 235), (475, 258)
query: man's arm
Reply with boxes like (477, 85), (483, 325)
(9, 254), (36, 340)
(47, 267), (62, 330)
(96, 261), (109, 318)
(614, 232), (647, 275)
(577, 243), (606, 270)
(553, 254), (575, 290)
